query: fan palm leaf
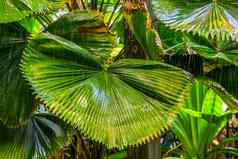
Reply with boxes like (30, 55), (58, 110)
(0, 0), (65, 23)
(21, 11), (192, 148)
(152, 0), (238, 41)
(189, 40), (238, 67)
(162, 34), (238, 68)
(0, 23), (36, 126)
(0, 112), (70, 159)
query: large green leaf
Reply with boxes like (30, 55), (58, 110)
(21, 11), (192, 148)
(0, 23), (36, 126)
(152, 0), (238, 41)
(44, 10), (118, 64)
(0, 112), (70, 159)
(0, 0), (65, 23)
(172, 81), (228, 159)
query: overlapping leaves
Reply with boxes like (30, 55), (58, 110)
(152, 0), (238, 41)
(171, 81), (232, 159)
(0, 23), (35, 126)
(44, 10), (118, 63)
(0, 0), (65, 23)
(162, 33), (238, 68)
(189, 40), (238, 67)
(174, 39), (238, 72)
(124, 6), (162, 59)
(0, 112), (69, 159)
(208, 66), (238, 99)
(21, 11), (192, 148)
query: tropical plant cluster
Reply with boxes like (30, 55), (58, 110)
(0, 0), (238, 159)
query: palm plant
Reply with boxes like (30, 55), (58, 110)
(21, 9), (192, 148)
(163, 81), (237, 159)
(0, 110), (70, 159)
(0, 0), (192, 158)
(152, 0), (238, 103)
(0, 0), (238, 159)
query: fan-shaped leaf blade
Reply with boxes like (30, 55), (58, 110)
(0, 112), (70, 159)
(21, 11), (192, 148)
(152, 0), (238, 41)
(0, 0), (65, 23)
(0, 23), (35, 126)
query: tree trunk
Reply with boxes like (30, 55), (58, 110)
(127, 138), (161, 159)
(50, 133), (107, 159)
(123, 0), (161, 158)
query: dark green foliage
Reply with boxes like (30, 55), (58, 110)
(0, 23), (35, 126)
(0, 112), (70, 159)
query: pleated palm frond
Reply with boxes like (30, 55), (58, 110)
(0, 112), (70, 159)
(44, 10), (119, 64)
(157, 23), (186, 54)
(0, 23), (36, 126)
(152, 0), (238, 41)
(189, 40), (238, 67)
(0, 0), (65, 23)
(163, 33), (238, 67)
(21, 11), (193, 148)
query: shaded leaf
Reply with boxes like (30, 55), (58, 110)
(0, 112), (70, 159)
(189, 41), (238, 67)
(207, 66), (238, 99)
(209, 147), (238, 158)
(163, 34), (238, 67)
(0, 23), (35, 126)
(107, 151), (127, 159)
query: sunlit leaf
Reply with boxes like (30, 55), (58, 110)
(21, 11), (192, 148)
(152, 0), (238, 41)
(172, 81), (228, 159)
(0, 0), (65, 23)
(45, 10), (118, 63)
(198, 78), (238, 112)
